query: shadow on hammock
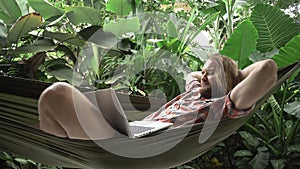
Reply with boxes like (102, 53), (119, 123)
(0, 61), (299, 169)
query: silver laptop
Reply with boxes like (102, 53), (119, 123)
(90, 88), (173, 138)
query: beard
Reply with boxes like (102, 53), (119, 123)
(200, 83), (225, 99)
(200, 85), (212, 99)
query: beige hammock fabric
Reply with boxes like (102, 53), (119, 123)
(0, 62), (299, 169)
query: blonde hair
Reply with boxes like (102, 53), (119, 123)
(208, 53), (241, 95)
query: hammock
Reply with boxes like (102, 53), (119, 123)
(0, 61), (299, 169)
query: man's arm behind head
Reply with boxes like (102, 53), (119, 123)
(230, 59), (278, 110)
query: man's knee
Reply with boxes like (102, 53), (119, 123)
(38, 82), (74, 116)
(44, 82), (73, 96)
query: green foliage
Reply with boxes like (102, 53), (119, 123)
(220, 20), (258, 68)
(250, 3), (300, 52)
(0, 22), (7, 46)
(177, 1), (300, 168)
(201, 0), (227, 16)
(0, 0), (24, 24)
(7, 13), (43, 44)
(237, 76), (300, 168)
(78, 25), (117, 48)
(28, 0), (64, 21)
(166, 20), (178, 38)
(0, 0), (300, 169)
(249, 147), (269, 169)
(106, 0), (132, 16)
(103, 17), (140, 38)
(13, 39), (57, 54)
(197, 0), (238, 49)
(272, 34), (300, 68)
(43, 31), (85, 47)
(284, 101), (300, 118)
(66, 6), (101, 25)
(0, 151), (62, 169)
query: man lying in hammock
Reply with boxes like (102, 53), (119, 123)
(38, 53), (277, 140)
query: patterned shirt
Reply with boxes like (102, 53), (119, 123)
(143, 77), (253, 127)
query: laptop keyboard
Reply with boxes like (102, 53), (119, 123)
(130, 125), (155, 134)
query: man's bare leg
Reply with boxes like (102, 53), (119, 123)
(38, 82), (118, 140)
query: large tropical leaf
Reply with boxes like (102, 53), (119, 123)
(103, 17), (140, 38)
(43, 31), (85, 47)
(48, 65), (74, 82)
(78, 26), (117, 49)
(28, 0), (64, 20)
(106, 0), (132, 16)
(250, 3), (300, 52)
(66, 6), (101, 26)
(7, 13), (43, 44)
(55, 45), (77, 63)
(272, 34), (300, 68)
(0, 0), (22, 24)
(220, 20), (257, 68)
(12, 39), (57, 54)
(45, 60), (82, 85)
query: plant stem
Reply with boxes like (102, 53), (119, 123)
(244, 122), (268, 141)
(254, 112), (276, 137)
(225, 0), (233, 38)
(279, 80), (290, 146)
(131, 0), (136, 16)
(213, 15), (220, 50)
(178, 8), (196, 55)
(285, 90), (298, 103)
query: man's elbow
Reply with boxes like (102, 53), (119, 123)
(264, 59), (277, 71)
(262, 59), (278, 84)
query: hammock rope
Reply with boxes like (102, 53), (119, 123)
(0, 61), (299, 169)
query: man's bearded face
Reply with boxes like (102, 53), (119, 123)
(200, 59), (224, 98)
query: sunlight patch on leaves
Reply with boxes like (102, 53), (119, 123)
(106, 0), (132, 16)
(104, 17), (140, 38)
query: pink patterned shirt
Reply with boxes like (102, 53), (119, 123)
(143, 77), (253, 127)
